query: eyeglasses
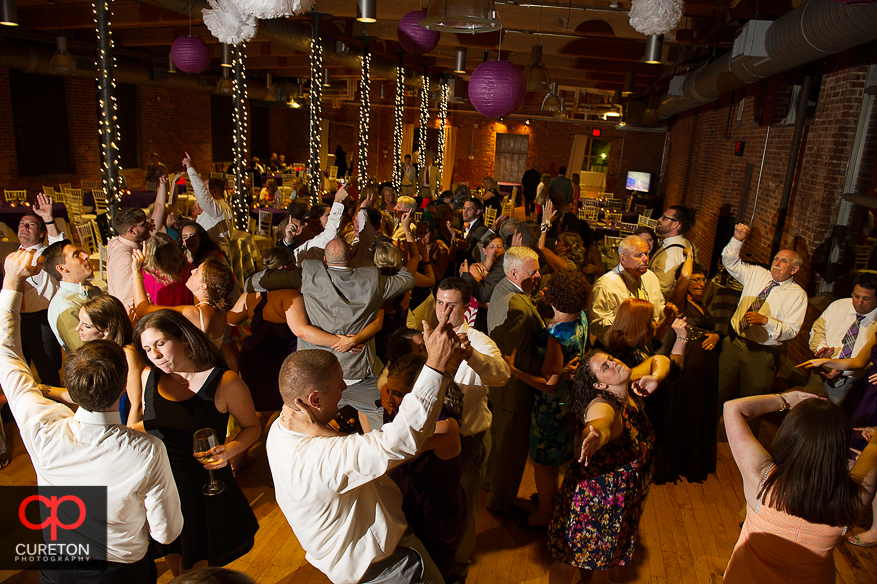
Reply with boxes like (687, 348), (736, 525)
(660, 215), (679, 222)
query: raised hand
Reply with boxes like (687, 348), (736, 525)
(3, 249), (42, 291)
(423, 308), (461, 373)
(131, 249), (147, 273)
(33, 192), (55, 222)
(632, 375), (659, 397)
(781, 390), (819, 409)
(733, 222), (751, 242)
(182, 152), (192, 170)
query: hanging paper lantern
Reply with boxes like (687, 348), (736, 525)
(468, 60), (526, 118)
(171, 36), (211, 73)
(628, 0), (683, 36)
(397, 10), (440, 55)
(203, 0), (258, 45)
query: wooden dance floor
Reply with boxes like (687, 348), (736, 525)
(1, 414), (876, 584)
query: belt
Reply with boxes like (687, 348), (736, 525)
(728, 327), (782, 354)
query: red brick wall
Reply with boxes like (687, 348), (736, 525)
(662, 47), (874, 368)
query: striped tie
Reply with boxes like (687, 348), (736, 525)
(837, 315), (866, 359)
(741, 280), (779, 330)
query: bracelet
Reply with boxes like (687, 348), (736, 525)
(420, 260), (434, 266)
(675, 337), (688, 343)
(776, 393), (790, 412)
(541, 223), (550, 233)
(45, 220), (55, 225)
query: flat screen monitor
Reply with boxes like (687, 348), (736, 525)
(626, 171), (651, 193)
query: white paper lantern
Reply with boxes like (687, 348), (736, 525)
(203, 0), (258, 45)
(628, 0), (683, 36)
(234, 0), (315, 20)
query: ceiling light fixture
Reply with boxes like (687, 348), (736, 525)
(644, 34), (663, 63)
(622, 71), (635, 95)
(216, 68), (233, 95)
(49, 36), (76, 76)
(0, 0), (19, 27)
(420, 0), (502, 34)
(323, 68), (331, 88)
(357, 0), (376, 23)
(523, 45), (550, 92)
(168, 53), (177, 73)
(454, 46), (467, 74)
(541, 82), (563, 112)
(264, 73), (275, 101)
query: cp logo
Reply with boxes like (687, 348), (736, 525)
(19, 495), (86, 541)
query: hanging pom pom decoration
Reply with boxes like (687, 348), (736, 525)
(202, 0), (258, 45)
(468, 60), (526, 118)
(234, 0), (315, 20)
(171, 35), (211, 73)
(397, 10), (440, 55)
(628, 0), (683, 36)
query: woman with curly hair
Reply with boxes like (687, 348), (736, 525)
(503, 268), (591, 528)
(384, 353), (466, 580)
(132, 252), (235, 349)
(548, 350), (670, 584)
(142, 232), (194, 306)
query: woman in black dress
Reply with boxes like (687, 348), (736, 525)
(133, 310), (260, 577)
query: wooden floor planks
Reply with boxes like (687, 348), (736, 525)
(3, 417), (877, 584)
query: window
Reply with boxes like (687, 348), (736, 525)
(10, 70), (72, 176)
(494, 133), (529, 183)
(583, 138), (611, 174)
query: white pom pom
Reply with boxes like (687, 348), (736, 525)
(628, 0), (683, 36)
(234, 0), (316, 19)
(203, 0), (258, 44)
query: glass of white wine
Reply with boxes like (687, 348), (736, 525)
(193, 428), (225, 496)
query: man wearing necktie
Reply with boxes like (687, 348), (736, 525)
(43, 239), (98, 352)
(418, 151), (439, 203)
(809, 272), (877, 404)
(718, 223), (808, 435)
(0, 193), (66, 385)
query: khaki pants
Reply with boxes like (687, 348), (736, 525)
(717, 335), (780, 437)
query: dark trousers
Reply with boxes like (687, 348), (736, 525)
(40, 553), (157, 584)
(21, 310), (62, 386)
(524, 194), (536, 217)
(717, 335), (781, 437)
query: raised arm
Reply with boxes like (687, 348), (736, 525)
(183, 152), (223, 220)
(721, 223), (752, 284)
(33, 193), (63, 239)
(130, 250), (189, 318)
(668, 251), (694, 308)
(724, 391), (817, 503)
(152, 174), (173, 232)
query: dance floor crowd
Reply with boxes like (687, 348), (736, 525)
(1, 157), (877, 584)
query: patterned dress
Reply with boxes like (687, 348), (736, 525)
(529, 312), (588, 466)
(548, 392), (654, 570)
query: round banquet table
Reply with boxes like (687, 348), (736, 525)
(84, 190), (158, 209)
(250, 207), (287, 225)
(0, 203), (69, 232)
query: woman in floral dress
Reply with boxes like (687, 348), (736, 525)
(548, 350), (671, 583)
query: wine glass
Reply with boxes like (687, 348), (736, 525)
(193, 428), (225, 496)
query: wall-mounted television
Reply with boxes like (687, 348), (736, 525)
(626, 171), (651, 193)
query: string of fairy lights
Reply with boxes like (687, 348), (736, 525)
(94, 0), (123, 214)
(308, 38), (323, 204)
(418, 74), (429, 169)
(357, 51), (371, 187)
(437, 80), (449, 188)
(230, 43), (248, 230)
(392, 66), (404, 192)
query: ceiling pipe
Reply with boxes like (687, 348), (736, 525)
(137, 0), (422, 88)
(640, 0), (877, 126)
(0, 42), (274, 99)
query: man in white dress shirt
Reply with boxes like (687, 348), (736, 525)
(44, 239), (98, 352)
(183, 152), (234, 254)
(434, 277), (511, 582)
(267, 312), (460, 584)
(588, 235), (666, 344)
(809, 272), (877, 404)
(0, 250), (182, 584)
(718, 223), (808, 435)
(0, 193), (66, 385)
(650, 205), (697, 300)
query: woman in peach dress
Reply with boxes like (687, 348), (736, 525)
(723, 392), (877, 583)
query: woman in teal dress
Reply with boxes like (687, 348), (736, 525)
(504, 268), (590, 528)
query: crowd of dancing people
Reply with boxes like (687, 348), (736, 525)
(2, 153), (877, 584)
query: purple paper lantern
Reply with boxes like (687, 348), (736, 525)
(468, 60), (527, 118)
(171, 35), (211, 74)
(397, 10), (440, 55)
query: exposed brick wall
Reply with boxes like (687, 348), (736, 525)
(662, 47), (874, 370)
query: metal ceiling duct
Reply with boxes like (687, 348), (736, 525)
(136, 0), (422, 88)
(641, 0), (877, 125)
